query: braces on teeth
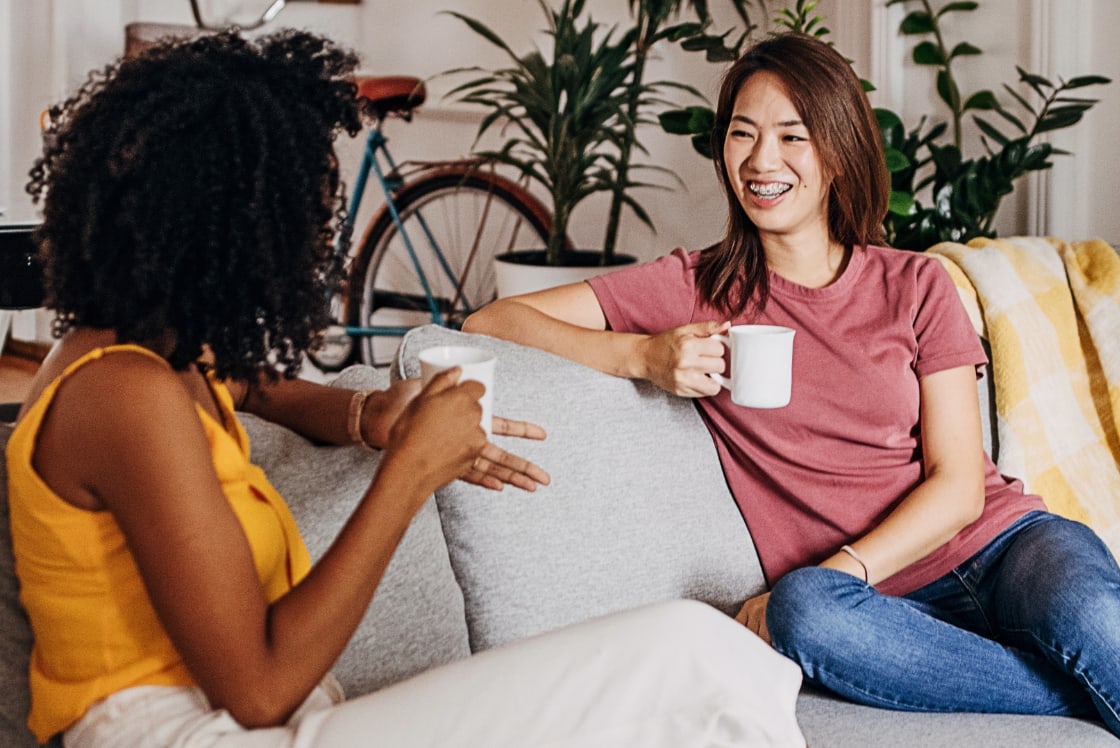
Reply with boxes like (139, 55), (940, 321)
(750, 183), (791, 196)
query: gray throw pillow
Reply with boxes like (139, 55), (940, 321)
(240, 365), (470, 696)
(396, 325), (765, 652)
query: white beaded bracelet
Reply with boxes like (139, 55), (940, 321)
(840, 544), (870, 583)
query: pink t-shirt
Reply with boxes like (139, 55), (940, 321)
(588, 245), (1044, 596)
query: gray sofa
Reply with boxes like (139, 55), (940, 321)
(1, 322), (1116, 746)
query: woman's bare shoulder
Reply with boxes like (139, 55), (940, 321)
(30, 337), (203, 511)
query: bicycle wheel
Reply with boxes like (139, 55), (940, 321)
(347, 168), (551, 367)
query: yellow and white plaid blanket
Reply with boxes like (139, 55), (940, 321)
(927, 236), (1120, 558)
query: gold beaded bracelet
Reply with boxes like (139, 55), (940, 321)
(347, 390), (376, 450)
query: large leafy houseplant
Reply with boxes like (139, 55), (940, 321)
(445, 0), (758, 267)
(879, 0), (1110, 249)
(445, 0), (634, 267)
(659, 0), (1111, 250)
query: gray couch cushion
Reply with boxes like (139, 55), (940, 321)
(797, 687), (1116, 747)
(396, 325), (765, 652)
(239, 365), (470, 697)
(0, 422), (40, 748)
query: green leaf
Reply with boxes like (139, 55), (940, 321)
(912, 41), (945, 66)
(884, 147), (910, 173)
(875, 108), (904, 130)
(972, 116), (1009, 146)
(1054, 96), (1101, 106)
(938, 1), (980, 14)
(1001, 84), (1036, 116)
(691, 133), (713, 159)
(929, 143), (963, 178)
(949, 42), (982, 59)
(660, 21), (705, 42)
(658, 109), (694, 135)
(921, 121), (949, 143)
(900, 11), (934, 34)
(1017, 66), (1053, 93)
(963, 90), (998, 111)
(658, 106), (714, 135)
(1036, 109), (1085, 133)
(1022, 143), (1054, 171)
(706, 47), (740, 63)
(888, 191), (916, 216)
(1065, 74), (1111, 89)
(936, 70), (960, 111)
(993, 106), (1027, 134)
(443, 11), (519, 62)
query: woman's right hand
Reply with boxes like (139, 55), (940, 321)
(382, 367), (489, 497)
(638, 320), (730, 398)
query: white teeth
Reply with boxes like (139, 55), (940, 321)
(748, 182), (792, 197)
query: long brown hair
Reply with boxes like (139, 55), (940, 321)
(698, 32), (888, 318)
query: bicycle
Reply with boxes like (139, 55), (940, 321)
(309, 75), (555, 370)
(181, 0), (557, 369)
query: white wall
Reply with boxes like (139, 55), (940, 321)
(3, 0), (1118, 254)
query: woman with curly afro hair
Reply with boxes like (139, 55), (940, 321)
(6, 29), (806, 748)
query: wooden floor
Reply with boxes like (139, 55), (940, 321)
(0, 342), (42, 406)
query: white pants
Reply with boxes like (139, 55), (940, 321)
(64, 600), (806, 748)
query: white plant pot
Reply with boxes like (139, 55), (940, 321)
(494, 251), (637, 298)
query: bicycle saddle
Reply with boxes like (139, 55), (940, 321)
(355, 76), (427, 120)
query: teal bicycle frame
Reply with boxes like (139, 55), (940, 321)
(340, 127), (459, 339)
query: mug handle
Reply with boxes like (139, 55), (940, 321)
(708, 334), (732, 390)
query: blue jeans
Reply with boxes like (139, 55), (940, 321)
(767, 511), (1120, 735)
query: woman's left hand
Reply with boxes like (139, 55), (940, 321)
(736, 592), (772, 645)
(463, 417), (551, 492)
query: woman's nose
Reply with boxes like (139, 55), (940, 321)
(747, 134), (779, 171)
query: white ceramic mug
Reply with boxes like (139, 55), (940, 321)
(418, 345), (496, 438)
(709, 325), (795, 408)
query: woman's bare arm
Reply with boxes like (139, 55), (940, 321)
(817, 365), (987, 584)
(465, 283), (728, 397)
(227, 371), (549, 491)
(736, 365), (987, 642)
(50, 356), (488, 727)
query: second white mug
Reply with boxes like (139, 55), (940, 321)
(418, 345), (496, 438)
(709, 325), (795, 409)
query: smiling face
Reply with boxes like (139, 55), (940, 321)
(723, 71), (832, 248)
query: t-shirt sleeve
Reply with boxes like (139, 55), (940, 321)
(913, 256), (988, 379)
(587, 248), (703, 334)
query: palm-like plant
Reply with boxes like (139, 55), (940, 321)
(600, 0), (759, 259)
(445, 0), (635, 266)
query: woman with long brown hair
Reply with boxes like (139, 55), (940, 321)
(466, 32), (1120, 734)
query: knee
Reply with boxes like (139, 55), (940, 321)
(1003, 516), (1120, 614)
(767, 567), (868, 659)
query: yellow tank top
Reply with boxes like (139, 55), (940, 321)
(6, 345), (312, 742)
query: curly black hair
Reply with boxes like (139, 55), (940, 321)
(26, 29), (363, 381)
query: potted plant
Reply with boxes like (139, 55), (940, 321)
(444, 0), (755, 295)
(443, 0), (637, 295)
(877, 0), (1110, 249)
